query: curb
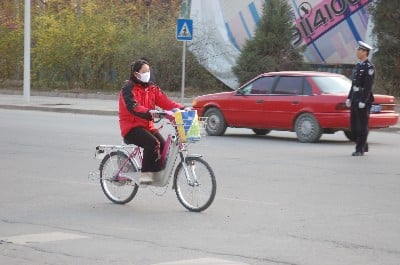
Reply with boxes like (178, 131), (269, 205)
(0, 104), (118, 116)
(0, 89), (119, 100)
(0, 89), (194, 116)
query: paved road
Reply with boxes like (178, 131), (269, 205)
(0, 93), (399, 265)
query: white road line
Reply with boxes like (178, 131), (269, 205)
(1, 232), (89, 245)
(153, 257), (249, 265)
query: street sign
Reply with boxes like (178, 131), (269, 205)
(176, 19), (193, 41)
(176, 19), (193, 103)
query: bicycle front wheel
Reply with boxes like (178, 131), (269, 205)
(100, 151), (139, 204)
(174, 157), (216, 212)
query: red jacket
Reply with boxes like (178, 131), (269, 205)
(118, 81), (184, 137)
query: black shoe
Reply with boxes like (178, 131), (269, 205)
(364, 143), (369, 152)
(352, 151), (364, 156)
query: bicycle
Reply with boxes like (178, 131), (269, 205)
(88, 109), (217, 212)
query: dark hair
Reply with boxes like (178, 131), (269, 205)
(129, 59), (149, 83)
(357, 47), (370, 56)
(131, 59), (149, 74)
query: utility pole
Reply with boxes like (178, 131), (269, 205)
(143, 0), (152, 30)
(23, 0), (31, 102)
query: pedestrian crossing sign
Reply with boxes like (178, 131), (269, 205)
(176, 19), (193, 41)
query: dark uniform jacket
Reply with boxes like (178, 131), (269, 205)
(347, 59), (375, 104)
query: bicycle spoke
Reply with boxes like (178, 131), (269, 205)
(100, 151), (139, 204)
(174, 157), (216, 212)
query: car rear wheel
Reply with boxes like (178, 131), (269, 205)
(204, 107), (227, 136)
(343, 130), (355, 141)
(295, 113), (322, 143)
(252, 129), (271, 135)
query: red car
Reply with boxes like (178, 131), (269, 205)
(192, 71), (399, 143)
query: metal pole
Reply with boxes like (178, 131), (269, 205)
(147, 9), (150, 30)
(23, 0), (31, 102)
(180, 41), (186, 104)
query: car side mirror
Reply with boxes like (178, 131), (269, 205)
(236, 90), (244, 95)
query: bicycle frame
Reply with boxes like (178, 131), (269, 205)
(145, 111), (205, 187)
(90, 110), (206, 186)
(92, 129), (199, 188)
(151, 134), (180, 187)
(89, 110), (216, 212)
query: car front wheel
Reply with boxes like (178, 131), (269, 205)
(294, 113), (322, 143)
(203, 107), (227, 136)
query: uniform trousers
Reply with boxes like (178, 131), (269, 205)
(350, 102), (370, 153)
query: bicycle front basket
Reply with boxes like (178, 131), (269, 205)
(173, 110), (201, 142)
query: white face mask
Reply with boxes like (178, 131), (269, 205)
(137, 72), (151, 83)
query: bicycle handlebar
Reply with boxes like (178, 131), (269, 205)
(149, 107), (192, 121)
(149, 109), (174, 120)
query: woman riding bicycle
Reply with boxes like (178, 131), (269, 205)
(118, 59), (184, 183)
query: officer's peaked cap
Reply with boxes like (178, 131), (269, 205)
(357, 41), (373, 51)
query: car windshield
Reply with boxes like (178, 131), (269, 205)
(311, 75), (351, 94)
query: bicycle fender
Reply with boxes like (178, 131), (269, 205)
(107, 149), (140, 170)
(172, 154), (203, 190)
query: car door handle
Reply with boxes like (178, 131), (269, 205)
(255, 99), (264, 103)
(292, 101), (299, 105)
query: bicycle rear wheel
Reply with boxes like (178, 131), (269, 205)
(100, 151), (139, 204)
(174, 157), (216, 212)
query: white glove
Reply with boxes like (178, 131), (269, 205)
(345, 99), (351, 108)
(358, 102), (366, 109)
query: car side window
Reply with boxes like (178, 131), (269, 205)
(273, 76), (303, 95)
(303, 79), (312, 95)
(249, 76), (276, 94)
(240, 84), (252, 95)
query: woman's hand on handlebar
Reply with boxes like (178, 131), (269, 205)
(149, 109), (174, 119)
(172, 107), (192, 112)
(149, 106), (192, 120)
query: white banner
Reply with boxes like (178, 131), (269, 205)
(188, 0), (374, 88)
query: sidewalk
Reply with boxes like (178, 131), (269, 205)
(0, 91), (194, 116)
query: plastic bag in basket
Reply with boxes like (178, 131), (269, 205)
(173, 110), (201, 142)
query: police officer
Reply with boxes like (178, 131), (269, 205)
(345, 41), (375, 156)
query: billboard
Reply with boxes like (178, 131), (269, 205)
(186, 0), (374, 88)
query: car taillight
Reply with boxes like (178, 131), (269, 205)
(379, 104), (396, 111)
(335, 102), (348, 110)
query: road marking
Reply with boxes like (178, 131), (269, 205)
(153, 257), (249, 265)
(1, 232), (89, 245)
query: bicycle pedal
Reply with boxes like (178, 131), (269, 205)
(139, 179), (153, 187)
(139, 172), (155, 183)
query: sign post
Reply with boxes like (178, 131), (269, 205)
(176, 19), (193, 104)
